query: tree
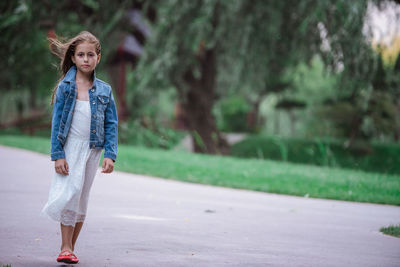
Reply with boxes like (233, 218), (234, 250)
(138, 0), (382, 154)
(0, 0), (136, 101)
(137, 1), (239, 154)
(0, 1), (55, 109)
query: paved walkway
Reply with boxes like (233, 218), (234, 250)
(0, 145), (399, 267)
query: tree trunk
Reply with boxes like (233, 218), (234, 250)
(116, 58), (129, 122)
(247, 100), (259, 132)
(179, 48), (230, 155)
(183, 84), (229, 154)
(107, 53), (129, 122)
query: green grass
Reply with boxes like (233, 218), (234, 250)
(231, 135), (400, 175)
(1, 134), (400, 205)
(380, 225), (400, 238)
(0, 135), (51, 154)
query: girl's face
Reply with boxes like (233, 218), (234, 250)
(71, 41), (101, 76)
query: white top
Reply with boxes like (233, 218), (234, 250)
(69, 100), (91, 140)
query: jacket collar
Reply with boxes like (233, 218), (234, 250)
(63, 65), (97, 84)
(63, 65), (77, 83)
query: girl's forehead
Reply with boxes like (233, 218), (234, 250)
(75, 41), (97, 52)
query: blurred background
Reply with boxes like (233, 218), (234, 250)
(1, 0), (399, 175)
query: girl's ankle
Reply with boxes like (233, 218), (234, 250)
(60, 247), (73, 253)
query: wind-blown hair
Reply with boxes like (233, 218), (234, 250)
(49, 31), (101, 105)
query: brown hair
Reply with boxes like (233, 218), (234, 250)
(49, 31), (101, 105)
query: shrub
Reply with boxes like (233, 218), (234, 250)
(231, 135), (400, 174)
(218, 96), (251, 132)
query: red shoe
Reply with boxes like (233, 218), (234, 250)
(56, 250), (79, 264)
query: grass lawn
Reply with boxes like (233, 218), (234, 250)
(1, 134), (399, 206)
(380, 225), (400, 238)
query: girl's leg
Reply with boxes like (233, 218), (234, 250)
(71, 222), (84, 251)
(60, 223), (74, 253)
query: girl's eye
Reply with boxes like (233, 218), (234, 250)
(76, 52), (95, 57)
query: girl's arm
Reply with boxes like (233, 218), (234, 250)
(50, 83), (66, 161)
(103, 89), (118, 162)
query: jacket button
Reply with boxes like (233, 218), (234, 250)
(92, 101), (96, 105)
(91, 89), (94, 92)
(93, 114), (96, 118)
(91, 144), (95, 148)
(92, 129), (96, 133)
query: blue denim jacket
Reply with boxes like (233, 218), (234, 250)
(50, 66), (118, 161)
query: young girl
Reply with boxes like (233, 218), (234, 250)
(41, 31), (118, 264)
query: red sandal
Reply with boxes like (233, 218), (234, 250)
(56, 250), (79, 264)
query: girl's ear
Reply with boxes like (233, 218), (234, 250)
(97, 53), (101, 65)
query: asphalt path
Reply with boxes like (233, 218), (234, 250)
(0, 145), (399, 267)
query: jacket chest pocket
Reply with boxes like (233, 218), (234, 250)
(97, 95), (109, 113)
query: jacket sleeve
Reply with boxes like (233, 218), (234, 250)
(50, 83), (66, 161)
(103, 89), (118, 161)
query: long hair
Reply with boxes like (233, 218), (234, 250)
(49, 31), (101, 105)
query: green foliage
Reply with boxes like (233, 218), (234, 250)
(0, 1), (56, 98)
(284, 55), (338, 105)
(137, 0), (243, 94)
(231, 135), (400, 175)
(259, 53), (399, 143)
(137, 0), (389, 144)
(380, 224), (400, 238)
(2, 1), (139, 140)
(125, 65), (178, 122)
(118, 120), (186, 149)
(1, 0), (397, 151)
(0, 0), (133, 124)
(217, 96), (251, 132)
(317, 101), (364, 138)
(258, 57), (339, 138)
(316, 52), (399, 142)
(363, 91), (398, 139)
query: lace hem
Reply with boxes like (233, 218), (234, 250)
(41, 206), (86, 226)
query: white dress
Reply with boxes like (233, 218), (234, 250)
(41, 100), (102, 226)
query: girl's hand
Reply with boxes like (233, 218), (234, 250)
(102, 158), (114, 173)
(55, 158), (69, 175)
